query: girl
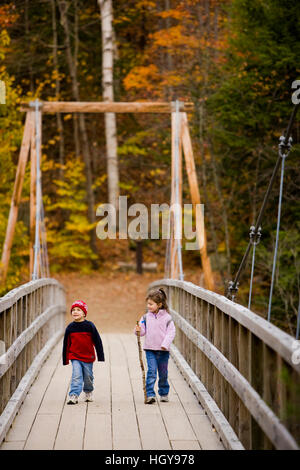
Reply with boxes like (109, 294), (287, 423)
(135, 288), (176, 404)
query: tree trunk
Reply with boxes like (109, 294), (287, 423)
(57, 0), (98, 261)
(25, 0), (34, 93)
(98, 0), (119, 211)
(50, 0), (65, 179)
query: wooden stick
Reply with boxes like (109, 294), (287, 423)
(0, 112), (33, 284)
(20, 101), (194, 114)
(181, 112), (215, 291)
(136, 321), (147, 404)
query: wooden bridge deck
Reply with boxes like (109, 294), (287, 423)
(0, 333), (224, 450)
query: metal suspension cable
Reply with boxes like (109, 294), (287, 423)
(267, 140), (289, 322)
(227, 103), (299, 301)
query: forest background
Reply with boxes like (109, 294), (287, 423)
(0, 0), (299, 336)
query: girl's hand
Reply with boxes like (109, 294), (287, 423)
(135, 324), (141, 333)
(161, 347), (167, 351)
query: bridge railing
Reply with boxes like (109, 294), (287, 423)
(149, 279), (300, 450)
(0, 278), (66, 443)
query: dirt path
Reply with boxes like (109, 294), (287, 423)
(54, 267), (205, 334)
(54, 271), (162, 333)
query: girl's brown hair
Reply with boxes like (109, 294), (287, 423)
(146, 288), (169, 312)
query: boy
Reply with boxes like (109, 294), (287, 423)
(62, 300), (105, 404)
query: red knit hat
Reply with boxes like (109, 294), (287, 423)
(71, 300), (88, 317)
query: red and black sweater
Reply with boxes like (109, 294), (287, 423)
(62, 320), (105, 365)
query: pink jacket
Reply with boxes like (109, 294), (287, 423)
(135, 309), (176, 351)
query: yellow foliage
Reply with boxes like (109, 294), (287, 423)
(124, 64), (160, 92)
(157, 9), (190, 21)
(150, 26), (199, 51)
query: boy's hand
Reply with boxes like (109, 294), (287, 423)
(161, 347), (167, 351)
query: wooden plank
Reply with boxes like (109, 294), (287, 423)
(37, 361), (70, 416)
(20, 101), (194, 114)
(83, 335), (112, 450)
(108, 334), (141, 449)
(169, 378), (206, 415)
(228, 317), (239, 434)
(221, 312), (230, 420)
(189, 414), (224, 450)
(121, 334), (171, 450)
(1, 440), (25, 450)
(213, 306), (221, 408)
(171, 440), (200, 450)
(250, 332), (264, 449)
(238, 324), (252, 448)
(84, 414), (112, 450)
(262, 343), (277, 450)
(25, 414), (61, 450)
(54, 402), (87, 450)
(157, 395), (198, 442)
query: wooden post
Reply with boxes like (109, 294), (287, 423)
(20, 101), (194, 114)
(170, 108), (183, 279)
(31, 103), (42, 280)
(238, 324), (252, 448)
(0, 112), (33, 285)
(181, 112), (214, 291)
(30, 114), (36, 278)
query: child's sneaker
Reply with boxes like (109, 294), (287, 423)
(67, 395), (78, 405)
(160, 395), (169, 402)
(84, 392), (93, 402)
(146, 396), (156, 404)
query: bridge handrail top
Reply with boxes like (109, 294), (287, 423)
(150, 278), (299, 372)
(0, 277), (65, 312)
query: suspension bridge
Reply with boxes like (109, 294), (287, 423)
(0, 101), (299, 451)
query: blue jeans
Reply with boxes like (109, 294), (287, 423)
(69, 360), (94, 397)
(145, 350), (170, 397)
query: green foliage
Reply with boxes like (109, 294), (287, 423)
(204, 0), (300, 332)
(0, 28), (28, 295)
(45, 159), (97, 273)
